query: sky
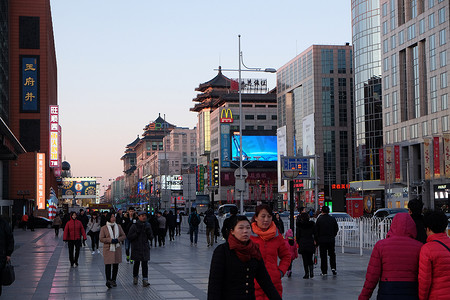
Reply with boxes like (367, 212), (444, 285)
(50, 0), (352, 193)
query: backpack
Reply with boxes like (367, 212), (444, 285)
(190, 213), (200, 227)
(205, 214), (216, 228)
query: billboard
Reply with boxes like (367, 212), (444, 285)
(231, 135), (277, 161)
(49, 105), (60, 168)
(277, 126), (287, 193)
(161, 175), (183, 190)
(21, 56), (39, 112)
(303, 114), (315, 189)
(61, 178), (97, 199)
(36, 153), (45, 209)
(220, 124), (231, 167)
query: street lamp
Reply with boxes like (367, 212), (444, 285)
(233, 35), (276, 215)
(283, 169), (300, 232)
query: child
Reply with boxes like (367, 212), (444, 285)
(284, 229), (298, 277)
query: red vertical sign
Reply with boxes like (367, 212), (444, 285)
(434, 137), (441, 178)
(394, 145), (400, 181)
(379, 148), (385, 182)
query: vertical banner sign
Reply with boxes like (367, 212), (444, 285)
(49, 105), (59, 167)
(220, 124), (231, 167)
(424, 138), (432, 180)
(385, 146), (393, 184)
(379, 148), (385, 183)
(394, 145), (401, 182)
(369, 149), (374, 180)
(21, 56), (39, 112)
(444, 133), (450, 178)
(434, 136), (441, 178)
(36, 153), (45, 209)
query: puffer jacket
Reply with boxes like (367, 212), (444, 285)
(296, 219), (315, 254)
(284, 229), (298, 261)
(418, 232), (450, 300)
(63, 218), (87, 241)
(359, 213), (423, 300)
(250, 223), (291, 300)
(127, 220), (153, 261)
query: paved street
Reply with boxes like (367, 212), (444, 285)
(2, 226), (375, 299)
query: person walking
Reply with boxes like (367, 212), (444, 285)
(149, 214), (159, 247)
(52, 214), (62, 237)
(359, 213), (423, 300)
(87, 212), (101, 254)
(28, 213), (35, 231)
(21, 213), (28, 230)
(63, 212), (87, 268)
(0, 215), (14, 297)
(122, 207), (137, 263)
(99, 212), (126, 288)
(156, 211), (166, 247)
(77, 209), (89, 246)
(188, 207), (201, 246)
(167, 210), (176, 241)
(408, 198), (427, 244)
(204, 208), (217, 247)
(221, 205), (238, 241)
(115, 209), (124, 227)
(296, 212), (316, 279)
(127, 211), (153, 287)
(284, 229), (298, 278)
(207, 216), (282, 300)
(175, 210), (182, 236)
(314, 205), (339, 276)
(418, 210), (450, 300)
(250, 204), (290, 300)
(274, 213), (284, 235)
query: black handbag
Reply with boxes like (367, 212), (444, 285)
(2, 261), (15, 286)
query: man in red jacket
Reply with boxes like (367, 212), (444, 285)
(63, 212), (87, 267)
(418, 210), (450, 300)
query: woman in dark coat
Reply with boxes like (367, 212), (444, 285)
(296, 212), (316, 279)
(207, 216), (281, 300)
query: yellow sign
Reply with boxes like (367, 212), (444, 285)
(36, 153), (45, 209)
(220, 108), (233, 123)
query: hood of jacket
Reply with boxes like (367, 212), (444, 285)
(285, 228), (294, 239)
(386, 212), (417, 239)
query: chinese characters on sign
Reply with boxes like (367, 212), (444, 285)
(232, 78), (268, 93)
(36, 153), (45, 209)
(49, 105), (60, 168)
(22, 57), (39, 112)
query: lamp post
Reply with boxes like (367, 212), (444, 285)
(220, 35), (276, 215)
(283, 169), (300, 232)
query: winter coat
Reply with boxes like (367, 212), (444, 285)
(63, 219), (87, 241)
(250, 226), (291, 300)
(0, 216), (14, 269)
(157, 215), (166, 229)
(314, 213), (339, 244)
(418, 232), (450, 300)
(52, 215), (62, 226)
(87, 219), (101, 233)
(167, 212), (176, 229)
(296, 219), (316, 254)
(99, 223), (126, 265)
(359, 213), (423, 300)
(204, 211), (217, 229)
(77, 213), (89, 229)
(122, 216), (137, 236)
(410, 213), (427, 244)
(207, 243), (282, 300)
(274, 218), (284, 235)
(127, 220), (153, 261)
(284, 229), (298, 261)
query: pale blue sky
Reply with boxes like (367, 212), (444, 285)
(50, 0), (352, 191)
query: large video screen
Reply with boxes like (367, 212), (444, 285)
(231, 135), (277, 161)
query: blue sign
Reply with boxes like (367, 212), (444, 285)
(221, 124), (231, 167)
(21, 56), (39, 112)
(282, 157), (309, 178)
(138, 182), (145, 194)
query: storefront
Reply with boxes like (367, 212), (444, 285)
(433, 184), (449, 212)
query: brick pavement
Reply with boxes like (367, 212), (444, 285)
(2, 226), (376, 299)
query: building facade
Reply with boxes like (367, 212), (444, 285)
(277, 45), (354, 211)
(380, 0), (450, 210)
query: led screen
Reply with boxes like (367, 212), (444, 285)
(231, 135), (277, 161)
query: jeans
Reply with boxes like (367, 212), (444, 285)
(133, 260), (148, 279)
(169, 226), (175, 241)
(68, 240), (81, 265)
(301, 251), (314, 274)
(105, 264), (118, 281)
(189, 226), (198, 244)
(206, 227), (215, 246)
(90, 231), (100, 251)
(158, 228), (166, 246)
(175, 223), (181, 235)
(319, 241), (336, 274)
(124, 238), (131, 256)
(54, 225), (60, 236)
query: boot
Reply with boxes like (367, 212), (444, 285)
(309, 265), (314, 278)
(303, 265), (309, 279)
(133, 277), (138, 285)
(142, 279), (150, 287)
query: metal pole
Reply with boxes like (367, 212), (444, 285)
(238, 34), (244, 215)
(314, 154), (318, 212)
(406, 158), (410, 201)
(289, 180), (294, 232)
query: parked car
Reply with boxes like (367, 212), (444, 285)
(217, 204), (238, 216)
(34, 216), (53, 228)
(372, 208), (408, 219)
(377, 213), (395, 232)
(329, 212), (358, 232)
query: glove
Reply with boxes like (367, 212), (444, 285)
(111, 239), (119, 244)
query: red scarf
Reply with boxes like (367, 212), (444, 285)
(251, 221), (277, 241)
(228, 233), (262, 262)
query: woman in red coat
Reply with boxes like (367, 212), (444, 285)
(359, 213), (423, 300)
(63, 212), (87, 267)
(250, 204), (290, 300)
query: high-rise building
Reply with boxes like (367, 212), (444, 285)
(351, 0), (385, 211)
(380, 0), (450, 210)
(277, 45), (354, 211)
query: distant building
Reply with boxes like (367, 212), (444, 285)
(277, 44), (354, 211)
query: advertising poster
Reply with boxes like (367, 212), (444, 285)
(434, 136), (441, 178)
(385, 146), (393, 184)
(277, 126), (287, 193)
(62, 178), (97, 199)
(21, 56), (39, 112)
(49, 105), (59, 167)
(444, 133), (450, 178)
(303, 114), (315, 189)
(394, 145), (401, 182)
(379, 148), (385, 183)
(36, 153), (45, 209)
(220, 124), (231, 167)
(424, 138), (431, 180)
